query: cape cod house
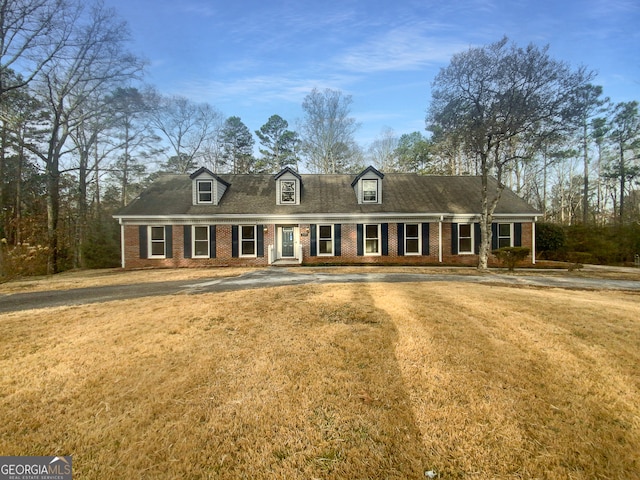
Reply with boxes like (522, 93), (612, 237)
(113, 166), (540, 269)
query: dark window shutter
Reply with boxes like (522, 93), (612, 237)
(139, 226), (148, 259)
(397, 223), (405, 256)
(334, 224), (341, 256)
(422, 223), (430, 255)
(209, 225), (216, 258)
(474, 223), (481, 254)
(184, 226), (192, 259)
(257, 225), (264, 257)
(357, 224), (363, 256)
(451, 223), (458, 255)
(514, 223), (522, 247)
(232, 226), (239, 258)
(165, 225), (173, 258)
(382, 223), (389, 256)
(491, 223), (498, 250)
(310, 224), (317, 256)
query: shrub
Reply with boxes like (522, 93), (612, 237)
(492, 247), (531, 271)
(0, 240), (49, 280)
(536, 223), (566, 260)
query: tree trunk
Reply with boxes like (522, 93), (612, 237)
(582, 122), (589, 224)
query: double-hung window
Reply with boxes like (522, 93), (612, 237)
(193, 226), (209, 258)
(318, 225), (333, 255)
(149, 226), (166, 258)
(458, 224), (474, 254)
(497, 223), (513, 248)
(280, 180), (296, 204)
(197, 180), (213, 203)
(365, 224), (380, 255)
(240, 225), (256, 257)
(405, 224), (421, 255)
(362, 179), (378, 202)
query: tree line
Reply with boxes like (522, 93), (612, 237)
(0, 1), (638, 275)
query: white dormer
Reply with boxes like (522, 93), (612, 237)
(351, 166), (384, 204)
(190, 167), (230, 206)
(274, 167), (302, 206)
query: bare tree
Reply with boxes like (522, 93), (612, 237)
(0, 0), (74, 98)
(367, 127), (398, 172)
(148, 92), (224, 174)
(300, 88), (360, 173)
(427, 37), (593, 269)
(29, 0), (143, 273)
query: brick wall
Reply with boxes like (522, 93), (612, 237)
(122, 222), (535, 269)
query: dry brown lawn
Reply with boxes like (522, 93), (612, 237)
(0, 278), (639, 479)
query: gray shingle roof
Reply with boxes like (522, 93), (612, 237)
(114, 172), (539, 217)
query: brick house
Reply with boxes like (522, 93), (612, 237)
(113, 166), (540, 269)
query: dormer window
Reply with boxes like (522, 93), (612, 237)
(280, 180), (296, 204)
(197, 180), (213, 203)
(190, 167), (230, 206)
(275, 167), (302, 206)
(362, 179), (378, 202)
(352, 166), (384, 205)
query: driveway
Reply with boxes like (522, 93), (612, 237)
(1, 268), (639, 313)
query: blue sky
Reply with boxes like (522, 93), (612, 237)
(105, 0), (639, 148)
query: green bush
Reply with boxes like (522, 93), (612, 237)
(492, 247), (531, 271)
(536, 223), (566, 260)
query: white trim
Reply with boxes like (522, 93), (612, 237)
(120, 222), (125, 268)
(192, 225), (210, 258)
(114, 212), (466, 225)
(362, 179), (378, 203)
(532, 220), (537, 265)
(239, 225), (257, 258)
(458, 223), (474, 255)
(196, 179), (214, 204)
(404, 223), (421, 256)
(438, 217), (443, 263)
(496, 222), (514, 248)
(363, 224), (381, 256)
(317, 224), (334, 256)
(277, 225), (298, 259)
(148, 226), (166, 258)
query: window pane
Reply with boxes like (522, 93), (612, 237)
(363, 180), (377, 201)
(459, 224), (471, 237)
(319, 240), (332, 255)
(499, 237), (511, 248)
(151, 226), (164, 241)
(194, 226), (208, 241)
(406, 239), (419, 253)
(366, 239), (379, 253)
(319, 225), (332, 238)
(460, 238), (472, 253)
(199, 181), (212, 192)
(241, 226), (255, 239)
(242, 241), (255, 255)
(406, 224), (419, 237)
(365, 224), (378, 238)
(151, 242), (164, 256)
(195, 241), (209, 256)
(499, 223), (511, 236)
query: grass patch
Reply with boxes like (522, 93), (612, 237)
(0, 281), (638, 478)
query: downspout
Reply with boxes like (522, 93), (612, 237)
(532, 217), (537, 265)
(120, 220), (125, 269)
(438, 216), (443, 263)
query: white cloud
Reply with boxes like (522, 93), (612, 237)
(334, 25), (469, 73)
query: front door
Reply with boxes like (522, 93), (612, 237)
(281, 226), (295, 257)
